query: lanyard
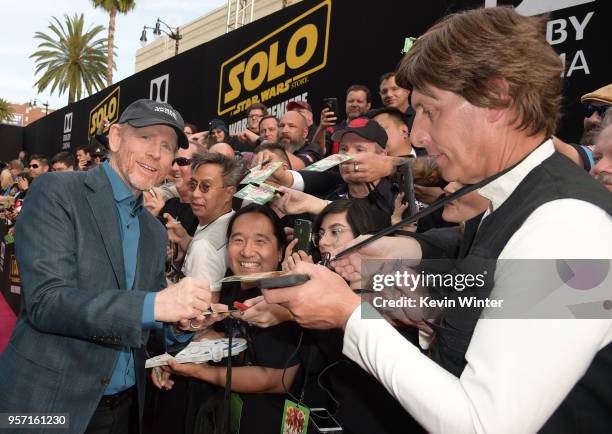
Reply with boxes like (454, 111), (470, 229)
(331, 139), (549, 261)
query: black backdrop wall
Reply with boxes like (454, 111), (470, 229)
(12, 0), (610, 159)
(0, 125), (24, 161)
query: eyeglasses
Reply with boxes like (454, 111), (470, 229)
(585, 104), (610, 119)
(187, 179), (226, 194)
(173, 157), (192, 167)
(312, 227), (353, 247)
(28, 164), (39, 169)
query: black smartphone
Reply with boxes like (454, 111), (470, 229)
(395, 162), (417, 216)
(293, 219), (312, 254)
(311, 408), (343, 433)
(323, 97), (339, 119)
(258, 274), (309, 289)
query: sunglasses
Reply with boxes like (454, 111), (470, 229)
(187, 179), (226, 194)
(585, 104), (610, 119)
(28, 164), (39, 169)
(172, 157), (192, 166)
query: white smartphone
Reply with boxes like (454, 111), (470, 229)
(310, 408), (343, 433)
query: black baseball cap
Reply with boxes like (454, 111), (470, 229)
(331, 117), (388, 148)
(118, 99), (189, 149)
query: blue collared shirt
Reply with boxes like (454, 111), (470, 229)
(102, 162), (159, 394)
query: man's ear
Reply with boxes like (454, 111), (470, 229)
(486, 77), (512, 124)
(108, 124), (122, 153)
(400, 124), (409, 140)
(226, 186), (237, 202)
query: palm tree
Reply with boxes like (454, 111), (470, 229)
(31, 13), (109, 104)
(92, 0), (136, 86)
(0, 98), (14, 123)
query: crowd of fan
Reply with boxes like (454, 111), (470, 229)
(3, 37), (612, 434)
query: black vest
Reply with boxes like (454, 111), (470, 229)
(429, 152), (612, 433)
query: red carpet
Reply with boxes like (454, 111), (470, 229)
(0, 295), (17, 353)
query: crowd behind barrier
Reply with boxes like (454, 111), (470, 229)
(0, 4), (611, 434)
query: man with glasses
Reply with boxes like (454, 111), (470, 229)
(27, 154), (49, 179)
(235, 103), (269, 152)
(180, 153), (241, 300)
(579, 83), (612, 168)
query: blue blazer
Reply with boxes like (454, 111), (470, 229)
(0, 167), (167, 433)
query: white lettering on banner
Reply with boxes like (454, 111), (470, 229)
(150, 74), (170, 103)
(62, 112), (73, 150)
(562, 50), (590, 77)
(228, 92), (309, 135)
(543, 11), (595, 78)
(484, 0), (595, 16)
(63, 112), (73, 133)
(546, 12), (594, 45)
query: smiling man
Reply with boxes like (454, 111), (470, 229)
(0, 99), (214, 434)
(182, 153), (241, 297)
(263, 7), (612, 434)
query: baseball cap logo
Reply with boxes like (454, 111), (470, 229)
(154, 106), (178, 121)
(348, 118), (368, 128)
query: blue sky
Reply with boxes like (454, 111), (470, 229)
(0, 0), (226, 110)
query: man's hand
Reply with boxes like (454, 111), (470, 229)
(237, 129), (259, 146)
(319, 107), (337, 129)
(231, 295), (294, 328)
(164, 213), (192, 253)
(189, 131), (209, 150)
(151, 366), (174, 390)
(330, 235), (422, 284)
(340, 152), (395, 183)
(282, 239), (314, 271)
(144, 189), (165, 216)
(262, 262), (361, 330)
(414, 185), (443, 205)
(174, 303), (231, 332)
(154, 277), (212, 323)
(272, 186), (328, 215)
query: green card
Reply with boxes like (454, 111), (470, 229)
(230, 393), (243, 434)
(280, 399), (310, 434)
(402, 37), (416, 54)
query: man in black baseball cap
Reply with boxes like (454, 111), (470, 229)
(118, 98), (189, 149)
(331, 116), (388, 150)
(1, 96), (214, 434)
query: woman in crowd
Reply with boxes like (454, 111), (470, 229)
(280, 199), (422, 434)
(157, 204), (302, 434)
(283, 199), (389, 274)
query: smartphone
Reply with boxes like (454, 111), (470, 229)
(258, 274), (309, 289)
(323, 97), (339, 120)
(293, 219), (312, 254)
(395, 162), (417, 216)
(311, 408), (343, 433)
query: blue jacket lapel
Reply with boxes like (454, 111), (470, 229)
(84, 167), (127, 290)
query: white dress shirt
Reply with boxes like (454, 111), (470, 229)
(342, 140), (612, 433)
(182, 210), (235, 292)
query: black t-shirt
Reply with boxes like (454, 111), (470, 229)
(159, 197), (199, 236)
(216, 281), (302, 434)
(306, 329), (425, 434)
